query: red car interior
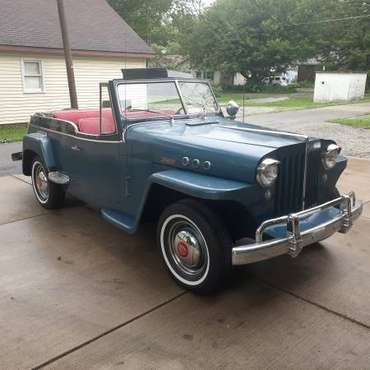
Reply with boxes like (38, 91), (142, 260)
(53, 108), (177, 135)
(53, 109), (116, 135)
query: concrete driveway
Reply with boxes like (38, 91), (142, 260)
(0, 159), (370, 369)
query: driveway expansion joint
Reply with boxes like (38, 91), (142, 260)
(31, 291), (187, 370)
(258, 278), (370, 331)
(0, 212), (46, 227)
(11, 174), (31, 185)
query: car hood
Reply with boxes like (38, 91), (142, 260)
(126, 116), (308, 184)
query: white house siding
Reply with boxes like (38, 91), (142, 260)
(0, 53), (146, 125)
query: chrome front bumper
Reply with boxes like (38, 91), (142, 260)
(232, 192), (363, 266)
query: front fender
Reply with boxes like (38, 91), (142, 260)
(103, 169), (254, 235)
(150, 169), (251, 200)
(22, 132), (56, 175)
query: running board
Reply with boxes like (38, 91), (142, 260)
(48, 171), (70, 185)
(101, 209), (136, 234)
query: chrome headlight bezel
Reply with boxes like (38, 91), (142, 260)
(322, 144), (341, 170)
(257, 158), (280, 188)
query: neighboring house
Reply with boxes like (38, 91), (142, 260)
(195, 71), (247, 86)
(0, 0), (153, 125)
(150, 52), (247, 86)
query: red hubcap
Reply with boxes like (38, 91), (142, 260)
(176, 241), (189, 258)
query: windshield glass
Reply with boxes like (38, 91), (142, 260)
(117, 81), (218, 120)
(178, 82), (219, 115)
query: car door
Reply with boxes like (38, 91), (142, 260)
(66, 84), (126, 210)
(67, 136), (123, 210)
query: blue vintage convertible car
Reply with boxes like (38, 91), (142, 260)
(14, 68), (363, 293)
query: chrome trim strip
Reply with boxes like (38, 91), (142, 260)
(218, 125), (308, 140)
(29, 124), (122, 143)
(232, 192), (362, 265)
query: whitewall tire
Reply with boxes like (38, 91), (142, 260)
(31, 157), (65, 209)
(157, 199), (232, 294)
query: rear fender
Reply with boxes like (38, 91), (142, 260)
(22, 132), (56, 175)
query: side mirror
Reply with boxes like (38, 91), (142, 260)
(226, 100), (239, 119)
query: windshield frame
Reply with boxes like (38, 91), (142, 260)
(114, 78), (221, 124)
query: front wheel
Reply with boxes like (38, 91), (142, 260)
(31, 157), (65, 209)
(157, 199), (232, 294)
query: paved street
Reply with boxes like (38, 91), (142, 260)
(245, 102), (370, 158)
(0, 158), (369, 369)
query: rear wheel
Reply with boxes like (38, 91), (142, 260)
(31, 157), (65, 209)
(157, 199), (232, 294)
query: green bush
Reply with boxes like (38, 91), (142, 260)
(291, 80), (314, 89)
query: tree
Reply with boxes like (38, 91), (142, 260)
(108, 0), (173, 44)
(183, 0), (317, 83)
(305, 0), (370, 71)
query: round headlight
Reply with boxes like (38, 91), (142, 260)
(257, 158), (280, 187)
(322, 144), (341, 169)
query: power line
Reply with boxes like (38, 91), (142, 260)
(293, 13), (370, 25)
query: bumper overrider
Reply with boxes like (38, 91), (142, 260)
(232, 192), (363, 265)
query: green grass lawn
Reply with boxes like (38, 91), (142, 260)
(217, 92), (287, 105)
(329, 114), (370, 129)
(218, 93), (370, 110)
(0, 125), (27, 143)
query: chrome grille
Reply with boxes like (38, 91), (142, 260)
(274, 143), (322, 217)
(274, 146), (305, 216)
(305, 148), (321, 208)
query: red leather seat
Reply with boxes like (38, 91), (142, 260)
(78, 112), (116, 135)
(53, 108), (177, 134)
(54, 109), (99, 122)
(53, 109), (116, 135)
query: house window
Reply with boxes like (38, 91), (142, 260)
(22, 59), (44, 93)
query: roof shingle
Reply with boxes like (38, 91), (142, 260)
(0, 0), (153, 55)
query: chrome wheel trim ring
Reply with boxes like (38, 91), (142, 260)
(160, 214), (210, 286)
(32, 161), (49, 204)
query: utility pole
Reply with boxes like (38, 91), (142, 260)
(56, 0), (78, 109)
